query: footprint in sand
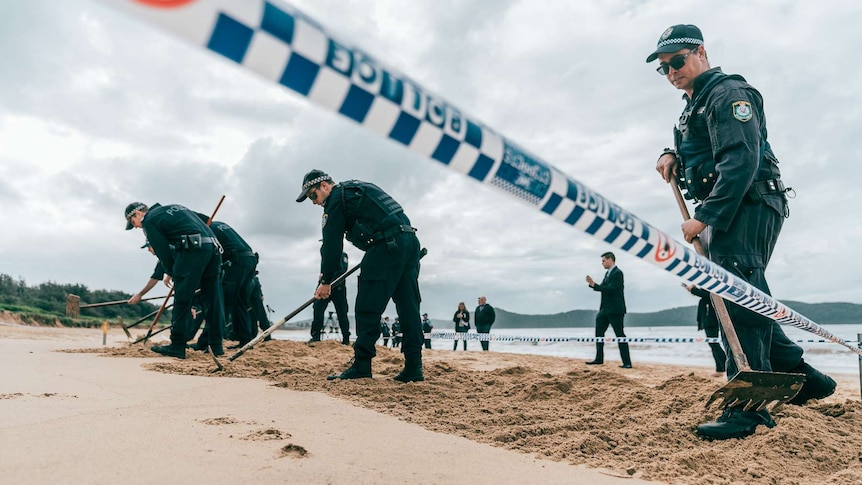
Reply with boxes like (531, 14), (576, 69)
(279, 444), (308, 458)
(240, 428), (291, 441)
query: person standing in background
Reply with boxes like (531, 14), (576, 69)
(452, 302), (470, 351)
(585, 252), (631, 368)
(421, 313), (433, 349)
(474, 296), (495, 351)
(685, 284), (727, 377)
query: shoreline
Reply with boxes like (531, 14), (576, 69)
(2, 324), (861, 484)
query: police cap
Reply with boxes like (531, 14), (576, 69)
(645, 24), (704, 63)
(124, 202), (148, 230)
(295, 169), (333, 202)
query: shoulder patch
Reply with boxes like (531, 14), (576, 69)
(732, 101), (752, 122)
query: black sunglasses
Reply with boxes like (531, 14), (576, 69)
(306, 184), (321, 201)
(656, 48), (698, 75)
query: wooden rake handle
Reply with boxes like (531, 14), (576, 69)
(670, 183), (751, 372)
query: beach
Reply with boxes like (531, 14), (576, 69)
(1, 323), (860, 485)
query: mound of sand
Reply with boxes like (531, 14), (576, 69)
(78, 337), (862, 485)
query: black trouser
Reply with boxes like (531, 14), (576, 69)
(703, 323), (727, 373)
(703, 195), (803, 378)
(170, 244), (225, 349)
(221, 254), (256, 344)
(453, 334), (467, 350)
(477, 328), (491, 351)
(248, 277), (270, 333)
(593, 311), (631, 366)
(311, 285), (350, 340)
(353, 233), (422, 365)
(424, 338), (432, 349)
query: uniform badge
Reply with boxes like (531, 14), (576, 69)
(732, 101), (752, 122)
(321, 213), (328, 229)
(660, 27), (673, 40)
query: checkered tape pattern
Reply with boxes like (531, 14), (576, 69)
(106, 0), (861, 356)
(656, 37), (703, 48)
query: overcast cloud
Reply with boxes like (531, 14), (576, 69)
(1, 0), (859, 324)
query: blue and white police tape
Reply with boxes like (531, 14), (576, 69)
(100, 0), (862, 357)
(432, 332), (860, 345)
(438, 332), (722, 343)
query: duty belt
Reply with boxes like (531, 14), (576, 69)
(753, 178), (785, 195)
(377, 224), (416, 239)
(227, 250), (256, 261)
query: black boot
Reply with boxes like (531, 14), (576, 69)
(151, 344), (186, 359)
(327, 359), (372, 380)
(394, 357), (424, 383)
(695, 406), (776, 440)
(586, 342), (604, 365)
(787, 360), (837, 405)
(619, 342), (632, 368)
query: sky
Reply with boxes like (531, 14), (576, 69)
(1, 0), (860, 324)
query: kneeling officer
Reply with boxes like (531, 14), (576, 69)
(296, 170), (424, 382)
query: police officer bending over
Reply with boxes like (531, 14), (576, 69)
(193, 214), (258, 349)
(296, 170), (424, 382)
(125, 202), (227, 359)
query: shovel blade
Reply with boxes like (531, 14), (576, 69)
(705, 370), (805, 411)
(208, 345), (223, 373)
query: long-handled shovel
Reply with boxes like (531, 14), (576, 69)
(671, 183), (804, 410)
(209, 262), (363, 372)
(122, 304), (175, 341)
(132, 323), (171, 344)
(80, 295), (167, 309)
(141, 195), (226, 345)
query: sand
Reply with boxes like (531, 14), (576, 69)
(1, 323), (860, 485)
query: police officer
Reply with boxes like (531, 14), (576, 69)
(125, 202), (226, 358)
(421, 313), (433, 349)
(647, 24), (836, 439)
(296, 170), (424, 382)
(309, 251), (351, 345)
(192, 213), (257, 349)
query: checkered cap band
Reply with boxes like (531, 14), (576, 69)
(105, 0), (850, 349)
(125, 203), (146, 219)
(302, 175), (331, 192)
(656, 37), (703, 49)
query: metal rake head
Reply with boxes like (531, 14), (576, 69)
(705, 370), (806, 411)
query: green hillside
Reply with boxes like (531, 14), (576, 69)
(493, 300), (862, 328)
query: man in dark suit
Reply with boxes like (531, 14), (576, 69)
(474, 296), (496, 351)
(585, 252), (632, 368)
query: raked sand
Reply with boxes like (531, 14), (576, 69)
(1, 323), (860, 484)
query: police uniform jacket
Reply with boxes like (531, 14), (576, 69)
(319, 180), (412, 284)
(195, 214), (254, 263)
(150, 261), (166, 281)
(142, 203), (217, 275)
(675, 67), (785, 233)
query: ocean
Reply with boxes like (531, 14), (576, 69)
(273, 323), (862, 376)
